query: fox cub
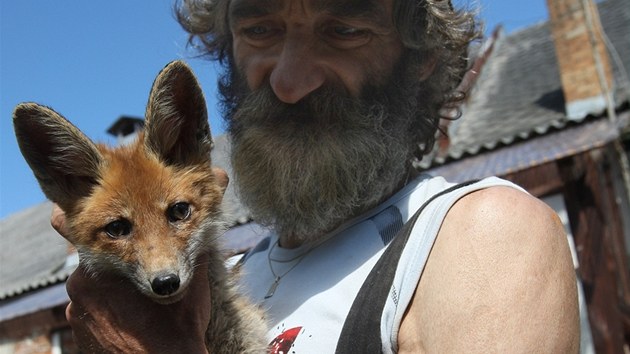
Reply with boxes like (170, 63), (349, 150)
(13, 60), (267, 353)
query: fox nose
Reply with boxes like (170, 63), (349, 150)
(151, 273), (180, 296)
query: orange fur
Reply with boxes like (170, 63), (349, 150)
(67, 136), (225, 299)
(14, 61), (267, 353)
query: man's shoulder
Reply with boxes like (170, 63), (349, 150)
(400, 185), (580, 352)
(440, 185), (568, 279)
(449, 185), (561, 238)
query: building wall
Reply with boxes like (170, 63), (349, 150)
(0, 327), (77, 354)
(0, 304), (77, 354)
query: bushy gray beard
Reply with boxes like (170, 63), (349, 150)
(226, 62), (423, 244)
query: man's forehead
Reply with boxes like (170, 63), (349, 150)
(228, 0), (390, 20)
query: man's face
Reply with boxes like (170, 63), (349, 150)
(224, 0), (424, 243)
(228, 0), (404, 102)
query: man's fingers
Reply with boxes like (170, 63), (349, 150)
(66, 301), (110, 354)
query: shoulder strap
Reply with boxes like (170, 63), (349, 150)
(335, 180), (478, 353)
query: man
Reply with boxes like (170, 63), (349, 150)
(53, 0), (581, 352)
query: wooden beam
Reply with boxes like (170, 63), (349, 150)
(0, 304), (68, 340)
(559, 148), (629, 353)
(502, 160), (564, 197)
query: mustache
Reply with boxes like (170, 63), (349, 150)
(228, 83), (390, 137)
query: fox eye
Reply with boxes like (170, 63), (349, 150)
(167, 202), (191, 222)
(104, 219), (132, 238)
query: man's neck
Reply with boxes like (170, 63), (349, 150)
(277, 166), (420, 249)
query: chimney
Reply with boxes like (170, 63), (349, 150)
(547, 0), (614, 120)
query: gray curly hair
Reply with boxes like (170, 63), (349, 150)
(174, 0), (481, 158)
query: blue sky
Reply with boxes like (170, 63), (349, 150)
(0, 0), (549, 219)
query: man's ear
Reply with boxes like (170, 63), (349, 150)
(143, 60), (213, 166)
(13, 103), (103, 212)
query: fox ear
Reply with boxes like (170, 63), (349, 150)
(13, 103), (102, 212)
(144, 60), (213, 166)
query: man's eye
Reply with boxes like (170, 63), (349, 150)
(331, 26), (368, 39)
(323, 24), (371, 49)
(243, 25), (274, 39)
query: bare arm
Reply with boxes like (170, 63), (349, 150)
(398, 186), (580, 353)
(52, 205), (211, 354)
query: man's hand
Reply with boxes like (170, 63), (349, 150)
(52, 205), (211, 354)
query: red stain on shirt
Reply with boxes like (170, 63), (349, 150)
(269, 326), (303, 354)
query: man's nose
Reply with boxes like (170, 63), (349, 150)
(269, 38), (326, 104)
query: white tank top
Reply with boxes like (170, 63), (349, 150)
(238, 175), (522, 353)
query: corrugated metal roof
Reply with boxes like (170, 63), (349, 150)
(0, 202), (75, 300)
(0, 283), (68, 322)
(424, 114), (627, 182)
